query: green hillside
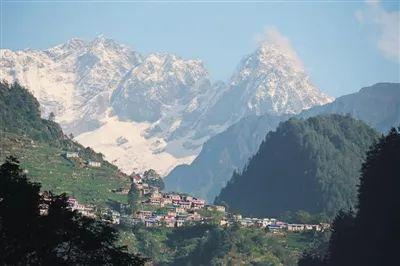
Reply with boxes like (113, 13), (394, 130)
(216, 115), (380, 218)
(0, 81), (130, 207)
(118, 224), (318, 265)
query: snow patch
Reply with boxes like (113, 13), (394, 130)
(75, 116), (196, 176)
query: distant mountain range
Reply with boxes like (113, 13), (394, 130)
(300, 83), (400, 133)
(215, 115), (380, 218)
(0, 36), (331, 175)
(165, 82), (400, 202)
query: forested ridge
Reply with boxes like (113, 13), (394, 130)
(0, 81), (63, 142)
(216, 115), (380, 218)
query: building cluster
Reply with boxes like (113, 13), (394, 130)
(118, 172), (331, 232)
(67, 197), (96, 218)
(132, 173), (220, 211)
(220, 214), (330, 233)
(121, 207), (206, 228)
(128, 173), (226, 227)
(66, 197), (120, 224)
(145, 191), (207, 210)
(61, 169), (330, 233)
(64, 151), (102, 168)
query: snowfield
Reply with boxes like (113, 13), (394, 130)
(75, 115), (196, 176)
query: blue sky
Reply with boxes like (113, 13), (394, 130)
(1, 0), (399, 97)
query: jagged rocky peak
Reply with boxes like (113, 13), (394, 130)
(64, 37), (85, 48)
(132, 53), (208, 85)
(86, 35), (140, 60)
(228, 42), (333, 115)
(44, 35), (141, 64)
(110, 52), (212, 123)
(233, 42), (297, 78)
(45, 38), (86, 59)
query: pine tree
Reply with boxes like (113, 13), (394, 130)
(48, 112), (55, 122)
(354, 128), (400, 265)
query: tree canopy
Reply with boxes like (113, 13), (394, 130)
(0, 81), (63, 142)
(299, 127), (400, 266)
(0, 156), (147, 265)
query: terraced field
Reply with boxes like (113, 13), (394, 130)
(0, 131), (130, 207)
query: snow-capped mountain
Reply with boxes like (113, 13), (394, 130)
(231, 43), (332, 113)
(194, 43), (333, 133)
(0, 36), (332, 175)
(1, 36), (141, 134)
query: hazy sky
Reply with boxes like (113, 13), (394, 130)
(1, 0), (399, 97)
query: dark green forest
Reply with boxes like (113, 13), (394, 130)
(0, 81), (64, 142)
(216, 115), (380, 218)
(117, 223), (319, 265)
(299, 128), (400, 266)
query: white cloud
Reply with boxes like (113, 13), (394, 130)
(366, 0), (380, 6)
(356, 2), (400, 62)
(255, 26), (304, 69)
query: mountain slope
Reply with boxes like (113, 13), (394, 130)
(300, 83), (400, 133)
(0, 82), (130, 207)
(164, 114), (290, 202)
(215, 115), (379, 218)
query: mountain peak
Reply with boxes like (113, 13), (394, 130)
(90, 35), (118, 47)
(241, 42), (304, 75)
(257, 42), (285, 56)
(68, 37), (85, 46)
(225, 44), (333, 115)
(58, 37), (86, 51)
(86, 36), (133, 56)
(45, 38), (86, 59)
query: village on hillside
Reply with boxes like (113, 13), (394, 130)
(62, 151), (330, 233)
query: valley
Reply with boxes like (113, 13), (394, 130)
(1, 37), (399, 266)
(2, 2), (399, 265)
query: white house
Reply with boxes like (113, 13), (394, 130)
(87, 161), (101, 168)
(287, 224), (305, 232)
(214, 205), (226, 212)
(65, 152), (79, 158)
